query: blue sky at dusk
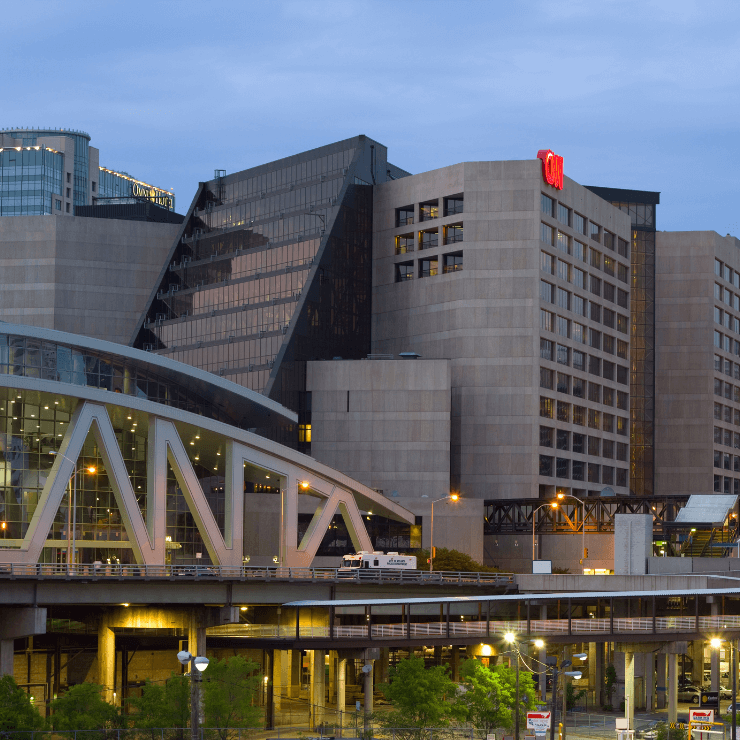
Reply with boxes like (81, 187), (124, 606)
(6, 0), (739, 233)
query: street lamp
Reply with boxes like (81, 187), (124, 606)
(505, 632), (532, 740)
(532, 502), (558, 564)
(711, 638), (736, 740)
(548, 653), (586, 740)
(50, 451), (96, 571)
(430, 493), (459, 572)
(556, 492), (587, 565)
(177, 650), (210, 740)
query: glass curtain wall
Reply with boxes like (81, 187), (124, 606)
(0, 147), (64, 215)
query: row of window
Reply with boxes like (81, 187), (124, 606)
(714, 426), (740, 448)
(541, 309), (628, 347)
(541, 194), (629, 258)
(715, 259), (740, 290)
(714, 378), (740, 400)
(715, 355), (740, 379)
(539, 454), (628, 486)
(540, 427), (628, 459)
(715, 283), (740, 312)
(714, 402), (740, 426)
(541, 253), (629, 309)
(715, 475), (740, 494)
(540, 369), (629, 408)
(396, 195), (463, 226)
(714, 307), (740, 336)
(395, 223), (463, 254)
(539, 397), (628, 434)
(541, 224), (629, 283)
(540, 340), (629, 382)
(714, 451), (740, 471)
(395, 252), (463, 281)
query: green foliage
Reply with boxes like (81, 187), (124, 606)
(565, 681), (586, 710)
(0, 675), (45, 737)
(457, 658), (536, 732)
(376, 656), (462, 740)
(202, 655), (262, 739)
(604, 663), (618, 706)
(412, 548), (501, 573)
(656, 722), (686, 740)
(127, 673), (190, 738)
(50, 683), (121, 735)
(551, 567), (571, 574)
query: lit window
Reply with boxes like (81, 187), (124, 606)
(298, 424), (312, 443)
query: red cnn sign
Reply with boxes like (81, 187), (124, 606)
(537, 149), (564, 190)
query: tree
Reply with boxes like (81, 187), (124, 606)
(127, 674), (190, 739)
(457, 659), (536, 733)
(604, 664), (618, 709)
(50, 683), (121, 737)
(376, 656), (463, 740)
(565, 682), (586, 710)
(0, 675), (45, 738)
(412, 548), (501, 573)
(202, 656), (262, 739)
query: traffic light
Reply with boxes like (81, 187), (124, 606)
(432, 546), (436, 558)
(583, 547), (588, 559)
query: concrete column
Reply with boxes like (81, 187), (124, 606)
(310, 649), (326, 729)
(337, 657), (347, 726)
(328, 651), (336, 703)
(289, 649), (301, 698)
(645, 653), (656, 711)
(273, 649), (283, 711)
(668, 653), (678, 724)
(378, 648), (390, 684)
(0, 640), (13, 678)
(451, 646), (460, 682)
(692, 641), (704, 686)
(188, 609), (206, 659)
(98, 614), (115, 704)
(625, 651), (635, 729)
(656, 653), (667, 709)
(363, 660), (374, 724)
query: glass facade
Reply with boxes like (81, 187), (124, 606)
(135, 136), (408, 450)
(98, 167), (175, 210)
(0, 146), (64, 215)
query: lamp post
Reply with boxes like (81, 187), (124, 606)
(50, 451), (96, 572)
(177, 650), (210, 740)
(505, 632), (529, 740)
(532, 502), (559, 564)
(548, 653), (586, 740)
(430, 493), (459, 572)
(556, 492), (587, 565)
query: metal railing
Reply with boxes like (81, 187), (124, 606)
(0, 562), (514, 586)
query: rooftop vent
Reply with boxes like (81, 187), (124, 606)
(398, 351), (421, 359)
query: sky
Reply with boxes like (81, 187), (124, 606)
(5, 0), (740, 233)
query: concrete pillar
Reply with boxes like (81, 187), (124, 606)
(310, 649), (326, 729)
(668, 653), (678, 724)
(363, 660), (374, 724)
(378, 648), (390, 684)
(645, 653), (655, 711)
(98, 614), (115, 704)
(273, 649), (283, 711)
(290, 649), (301, 698)
(692, 641), (704, 686)
(433, 645), (442, 666)
(656, 653), (667, 709)
(451, 647), (460, 682)
(0, 640), (13, 678)
(328, 651), (336, 702)
(337, 656), (347, 732)
(625, 652), (635, 729)
(188, 609), (207, 659)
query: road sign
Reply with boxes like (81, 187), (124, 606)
(701, 691), (719, 708)
(690, 710), (715, 723)
(527, 711), (552, 732)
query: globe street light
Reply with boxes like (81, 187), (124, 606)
(178, 650), (210, 740)
(430, 493), (459, 572)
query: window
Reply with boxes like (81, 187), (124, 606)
(557, 203), (570, 225)
(715, 426), (723, 444)
(557, 259), (571, 282)
(715, 402), (723, 419)
(618, 238), (629, 258)
(541, 251), (554, 274)
(395, 233), (414, 254)
(444, 196), (464, 216)
(557, 401), (570, 422)
(395, 262), (414, 282)
(725, 429), (733, 447)
(726, 406), (733, 423)
(557, 373), (570, 394)
(444, 223), (463, 244)
(556, 458), (570, 478)
(617, 443), (628, 461)
(573, 241), (586, 261)
(573, 433), (585, 453)
(540, 281), (554, 303)
(588, 409), (600, 429)
(540, 426), (554, 447)
(419, 228), (438, 249)
(588, 463), (600, 483)
(539, 455), (554, 476)
(589, 356), (601, 376)
(66, 203), (70, 213)
(573, 406), (586, 426)
(66, 172), (71, 183)
(617, 340), (628, 359)
(714, 450), (722, 468)
(419, 200), (438, 221)
(602, 466), (614, 485)
(715, 378), (724, 396)
(573, 213), (586, 235)
(542, 309), (554, 334)
(603, 231), (614, 251)
(603, 255), (615, 276)
(590, 275), (601, 296)
(541, 193), (554, 216)
(736, 409), (740, 425)
(617, 391), (628, 410)
(603, 413), (615, 433)
(715, 354), (723, 371)
(396, 206), (414, 226)
(556, 316), (570, 338)
(588, 382), (601, 403)
(602, 360), (615, 380)
(557, 430), (570, 450)
(540, 339), (553, 361)
(603, 308), (615, 328)
(590, 329), (601, 350)
(556, 231), (570, 254)
(617, 314), (629, 334)
(298, 424), (312, 443)
(604, 282), (615, 303)
(541, 223), (554, 246)
(617, 417), (628, 436)
(540, 397), (554, 418)
(618, 289), (629, 309)
(590, 248), (601, 269)
(715, 331), (722, 348)
(573, 268), (586, 289)
(540, 368), (554, 389)
(603, 440), (614, 458)
(572, 377), (584, 398)
(66, 187), (71, 198)
(573, 295), (585, 316)
(557, 288), (570, 310)
(556, 344), (570, 365)
(726, 382), (733, 401)
(617, 365), (628, 385)
(573, 350), (585, 371)
(715, 283), (722, 300)
(588, 436), (601, 456)
(573, 323), (586, 344)
(419, 258), (438, 278)
(443, 252), (463, 273)
(590, 222), (600, 242)
(91, 181), (96, 193)
(618, 263), (629, 283)
(55, 199), (61, 210)
(589, 302), (601, 323)
(603, 335), (615, 355)
(715, 474), (722, 492)
(572, 460), (585, 481)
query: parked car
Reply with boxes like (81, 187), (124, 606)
(678, 686), (701, 703)
(703, 683), (732, 699)
(724, 702), (740, 715)
(636, 720), (664, 739)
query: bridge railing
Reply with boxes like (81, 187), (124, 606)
(0, 562), (514, 586)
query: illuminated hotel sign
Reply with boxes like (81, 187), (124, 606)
(132, 182), (174, 210)
(537, 149), (564, 190)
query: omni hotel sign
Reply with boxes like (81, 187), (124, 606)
(132, 182), (174, 210)
(537, 149), (564, 190)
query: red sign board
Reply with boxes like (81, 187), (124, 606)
(537, 149), (564, 190)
